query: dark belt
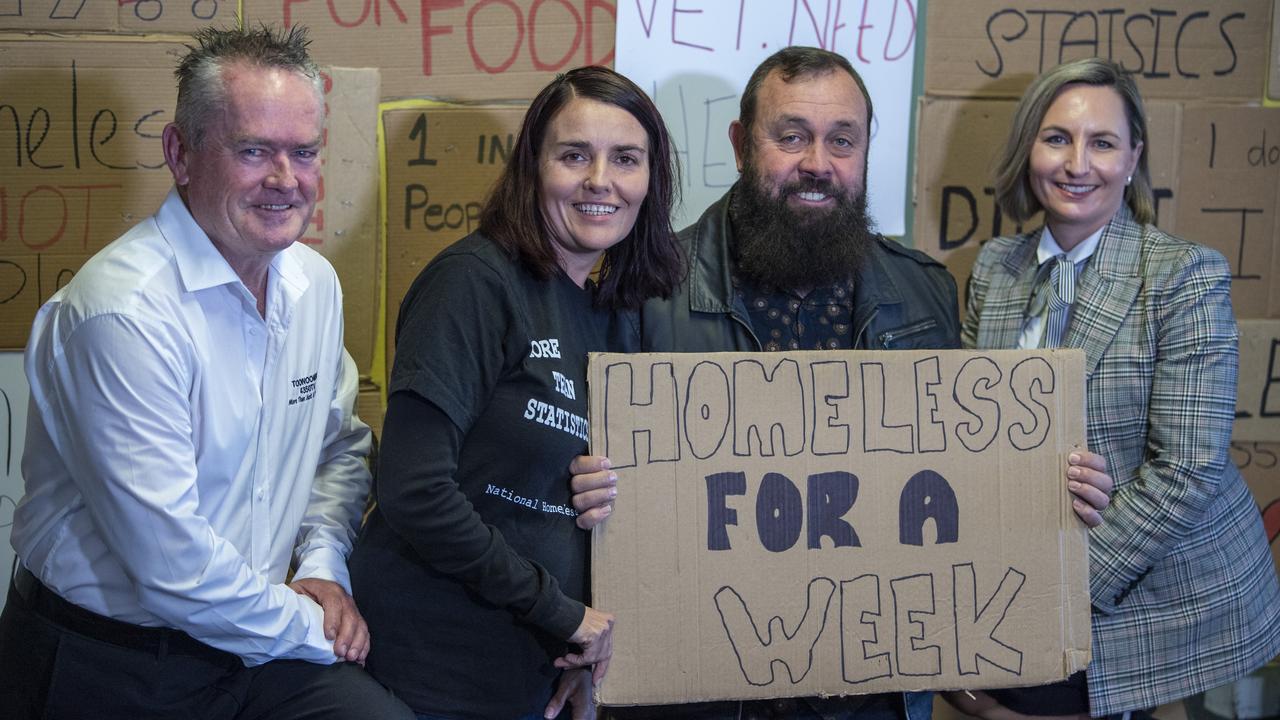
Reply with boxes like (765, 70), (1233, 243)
(12, 564), (236, 664)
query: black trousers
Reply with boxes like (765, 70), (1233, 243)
(0, 571), (413, 720)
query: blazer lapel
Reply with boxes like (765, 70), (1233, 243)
(1063, 208), (1144, 379)
(977, 230), (1042, 350)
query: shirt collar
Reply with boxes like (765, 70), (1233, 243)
(155, 187), (307, 298)
(1036, 224), (1103, 267)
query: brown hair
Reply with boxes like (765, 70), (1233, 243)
(993, 57), (1154, 225)
(479, 66), (684, 310)
(739, 46), (873, 137)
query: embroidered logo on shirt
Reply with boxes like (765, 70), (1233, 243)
(289, 372), (318, 406)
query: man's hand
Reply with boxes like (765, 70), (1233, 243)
(569, 456), (617, 530)
(554, 606), (614, 684)
(288, 578), (369, 665)
(543, 668), (595, 719)
(1068, 450), (1113, 528)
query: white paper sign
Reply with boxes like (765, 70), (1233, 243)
(616, 0), (918, 235)
(0, 352), (29, 610)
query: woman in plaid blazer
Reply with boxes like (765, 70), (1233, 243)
(953, 58), (1280, 718)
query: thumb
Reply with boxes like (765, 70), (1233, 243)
(543, 684), (569, 719)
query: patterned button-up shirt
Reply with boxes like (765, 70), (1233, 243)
(733, 272), (856, 351)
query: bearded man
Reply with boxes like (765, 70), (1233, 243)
(641, 46), (958, 358)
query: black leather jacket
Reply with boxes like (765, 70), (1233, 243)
(635, 188), (961, 352)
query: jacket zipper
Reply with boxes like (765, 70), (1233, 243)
(878, 317), (938, 348)
(853, 307), (880, 349)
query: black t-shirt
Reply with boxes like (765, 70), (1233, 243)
(350, 232), (611, 719)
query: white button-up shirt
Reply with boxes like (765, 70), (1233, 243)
(15, 189), (371, 666)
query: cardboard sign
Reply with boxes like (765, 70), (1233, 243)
(589, 349), (1090, 706)
(247, 0), (616, 101)
(0, 42), (383, 373)
(924, 0), (1271, 101)
(0, 0), (236, 33)
(1233, 441), (1280, 580)
(0, 40), (182, 350)
(912, 96), (1180, 300)
(1237, 320), (1280, 443)
(381, 104), (525, 375)
(1175, 106), (1280, 319)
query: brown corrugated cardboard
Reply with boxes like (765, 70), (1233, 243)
(0, 0), (235, 33)
(245, 0), (615, 101)
(912, 96), (1179, 300)
(924, 0), (1271, 101)
(0, 40), (181, 348)
(306, 67), (382, 375)
(1236, 319), (1280, 442)
(1271, 3), (1280, 102)
(381, 104), (525, 376)
(1234, 441), (1280, 579)
(589, 349), (1091, 705)
(357, 377), (385, 440)
(1174, 106), (1280, 319)
(0, 41), (382, 372)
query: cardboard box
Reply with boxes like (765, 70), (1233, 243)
(245, 0), (616, 101)
(924, 0), (1272, 101)
(589, 349), (1091, 705)
(1233, 440), (1280, 580)
(307, 67), (382, 375)
(381, 104), (525, 375)
(1175, 106), (1280, 319)
(1237, 320), (1280, 443)
(0, 40), (182, 348)
(0, 0), (236, 33)
(912, 96), (1180, 300)
(0, 41), (383, 372)
(1271, 1), (1280, 102)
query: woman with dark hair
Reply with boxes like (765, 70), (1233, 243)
(948, 57), (1280, 719)
(349, 66), (683, 720)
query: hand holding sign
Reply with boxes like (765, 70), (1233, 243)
(1067, 451), (1113, 528)
(569, 455), (616, 530)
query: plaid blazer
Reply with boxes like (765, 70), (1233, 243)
(962, 207), (1280, 715)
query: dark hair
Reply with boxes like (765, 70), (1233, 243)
(994, 57), (1153, 224)
(739, 46), (873, 136)
(479, 66), (684, 310)
(174, 24), (322, 150)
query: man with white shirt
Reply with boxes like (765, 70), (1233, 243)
(0, 25), (410, 720)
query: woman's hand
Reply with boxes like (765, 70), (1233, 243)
(555, 606), (615, 684)
(569, 456), (617, 530)
(1068, 450), (1113, 527)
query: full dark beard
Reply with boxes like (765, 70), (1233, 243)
(729, 164), (875, 292)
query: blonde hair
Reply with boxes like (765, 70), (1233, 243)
(993, 57), (1154, 225)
